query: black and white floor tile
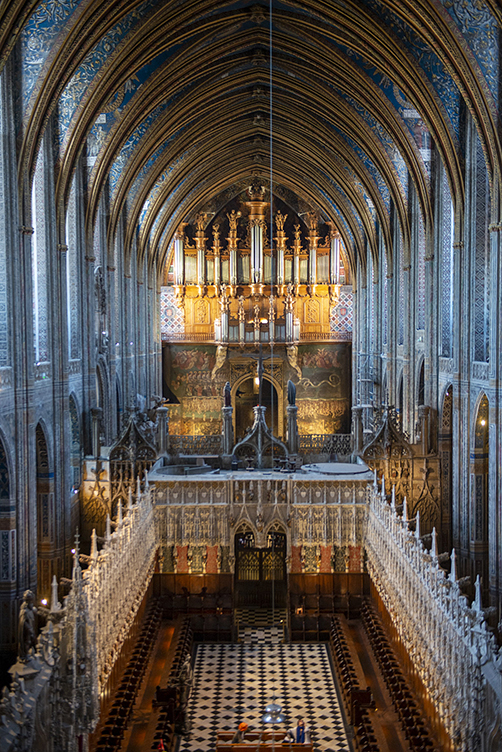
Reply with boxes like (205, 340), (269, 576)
(180, 623), (351, 752)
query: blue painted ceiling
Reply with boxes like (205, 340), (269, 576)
(3, 0), (500, 274)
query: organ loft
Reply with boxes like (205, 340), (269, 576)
(0, 2), (501, 752)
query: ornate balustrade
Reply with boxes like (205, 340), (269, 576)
(84, 491), (157, 689)
(0, 491), (157, 751)
(299, 433), (352, 455)
(366, 486), (502, 751)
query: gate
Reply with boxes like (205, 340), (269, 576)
(235, 531), (287, 608)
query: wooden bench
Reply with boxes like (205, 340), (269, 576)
(216, 745), (313, 752)
(216, 734), (313, 752)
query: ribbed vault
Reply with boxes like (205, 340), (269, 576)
(1, 0), (499, 280)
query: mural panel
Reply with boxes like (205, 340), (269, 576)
(296, 343), (351, 434)
(165, 345), (226, 434)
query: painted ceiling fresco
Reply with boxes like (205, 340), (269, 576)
(1, 0), (500, 277)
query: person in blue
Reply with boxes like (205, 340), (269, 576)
(283, 718), (311, 744)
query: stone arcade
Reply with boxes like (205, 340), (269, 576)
(0, 1), (501, 751)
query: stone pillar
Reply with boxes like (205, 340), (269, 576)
(222, 405), (234, 468)
(156, 406), (169, 456)
(418, 404), (429, 456)
(287, 405), (299, 455)
(91, 407), (103, 458)
(352, 405), (363, 454)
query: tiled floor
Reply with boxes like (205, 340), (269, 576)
(179, 616), (351, 752)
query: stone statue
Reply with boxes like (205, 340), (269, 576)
(275, 210), (287, 231)
(194, 212), (207, 232)
(227, 209), (241, 231)
(307, 210), (318, 232)
(238, 296), (245, 322)
(224, 381), (231, 407)
(286, 344), (302, 380)
(178, 656), (193, 708)
(18, 590), (37, 662)
(211, 344), (227, 379)
(287, 379), (296, 406)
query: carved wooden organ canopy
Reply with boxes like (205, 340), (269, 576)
(165, 185), (350, 344)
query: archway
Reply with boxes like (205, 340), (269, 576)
(36, 424), (55, 600)
(234, 523), (287, 608)
(234, 377), (279, 442)
(417, 360), (425, 406)
(471, 394), (489, 602)
(439, 385), (453, 551)
(69, 395), (81, 493)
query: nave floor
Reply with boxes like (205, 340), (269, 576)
(179, 617), (351, 752)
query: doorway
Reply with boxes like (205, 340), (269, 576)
(234, 377), (279, 441)
(234, 530), (287, 608)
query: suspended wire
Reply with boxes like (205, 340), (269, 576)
(269, 0), (275, 630)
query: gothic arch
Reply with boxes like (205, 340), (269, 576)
(439, 384), (453, 551)
(416, 357), (425, 407)
(231, 373), (284, 439)
(96, 357), (111, 444)
(470, 392), (489, 600)
(0, 429), (10, 500)
(35, 422), (54, 600)
(68, 394), (81, 492)
(115, 373), (123, 438)
(396, 368), (404, 429)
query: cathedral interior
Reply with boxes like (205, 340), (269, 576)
(0, 1), (501, 751)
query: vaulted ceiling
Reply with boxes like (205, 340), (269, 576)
(1, 0), (500, 278)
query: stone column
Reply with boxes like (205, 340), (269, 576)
(418, 404), (429, 456)
(222, 405), (234, 469)
(352, 405), (364, 454)
(287, 405), (299, 455)
(156, 406), (169, 456)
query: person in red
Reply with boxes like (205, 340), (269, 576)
(232, 722), (249, 743)
(157, 739), (165, 751)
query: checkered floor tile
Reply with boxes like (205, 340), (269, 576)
(178, 628), (351, 752)
(236, 608), (287, 644)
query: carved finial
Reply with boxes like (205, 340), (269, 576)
(90, 529), (98, 563)
(391, 485), (396, 511)
(74, 529), (80, 559)
(431, 527), (438, 559)
(415, 510), (420, 541)
(105, 514), (111, 542)
(72, 530), (82, 582)
(450, 548), (457, 582)
(402, 496), (408, 523)
(128, 487), (133, 513)
(145, 470), (150, 492)
(373, 468), (378, 490)
(136, 474), (141, 499)
(473, 575), (483, 613)
(50, 576), (60, 612)
(381, 475), (385, 500)
(117, 499), (123, 528)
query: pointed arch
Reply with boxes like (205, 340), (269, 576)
(35, 422), (54, 599)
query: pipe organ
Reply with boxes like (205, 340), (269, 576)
(170, 186), (346, 344)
